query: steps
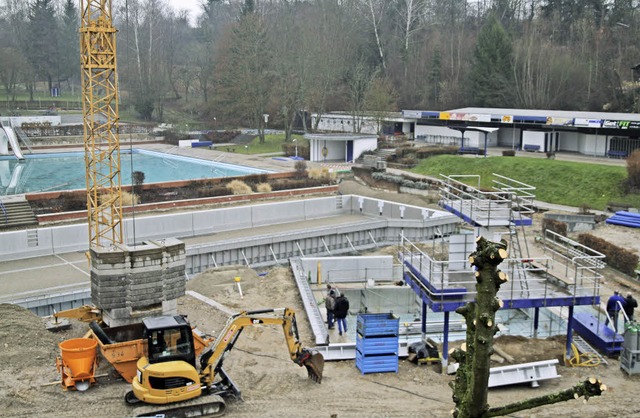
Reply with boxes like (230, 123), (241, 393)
(572, 335), (608, 366)
(0, 198), (38, 229)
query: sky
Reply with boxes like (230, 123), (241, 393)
(167, 0), (203, 25)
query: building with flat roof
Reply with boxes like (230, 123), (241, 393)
(313, 108), (640, 158)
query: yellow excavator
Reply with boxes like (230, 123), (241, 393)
(124, 308), (324, 417)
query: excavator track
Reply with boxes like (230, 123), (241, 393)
(132, 394), (226, 418)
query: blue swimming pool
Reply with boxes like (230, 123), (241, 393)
(0, 149), (270, 195)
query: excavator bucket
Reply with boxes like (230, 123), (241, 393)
(302, 351), (324, 383)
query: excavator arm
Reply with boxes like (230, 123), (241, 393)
(53, 305), (102, 323)
(199, 308), (324, 387)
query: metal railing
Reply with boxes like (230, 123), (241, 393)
(439, 174), (513, 226)
(542, 229), (605, 294)
(399, 234), (598, 304)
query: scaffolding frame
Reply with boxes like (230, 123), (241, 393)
(80, 0), (123, 248)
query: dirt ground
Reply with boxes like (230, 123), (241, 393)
(2, 180), (640, 417)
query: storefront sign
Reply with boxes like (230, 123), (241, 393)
(573, 118), (602, 127)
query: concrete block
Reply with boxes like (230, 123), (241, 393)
(544, 213), (595, 232)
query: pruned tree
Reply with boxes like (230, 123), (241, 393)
(450, 236), (606, 418)
(450, 236), (510, 417)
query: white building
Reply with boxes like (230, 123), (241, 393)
(313, 108), (640, 157)
(305, 133), (378, 163)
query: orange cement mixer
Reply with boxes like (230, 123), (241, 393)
(56, 338), (98, 391)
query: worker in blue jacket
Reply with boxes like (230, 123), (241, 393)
(605, 290), (626, 332)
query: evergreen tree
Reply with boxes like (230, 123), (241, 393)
(57, 0), (79, 92)
(215, 12), (272, 142)
(468, 15), (515, 108)
(25, 0), (58, 93)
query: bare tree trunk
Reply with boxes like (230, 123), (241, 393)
(365, 0), (387, 71)
(450, 236), (606, 418)
(486, 378), (606, 417)
(450, 236), (509, 418)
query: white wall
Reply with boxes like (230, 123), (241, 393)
(415, 125), (458, 139)
(312, 114), (378, 134)
(580, 134), (607, 156)
(497, 127), (519, 148)
(311, 139), (344, 162)
(560, 132), (580, 152)
(352, 138), (378, 162)
(522, 131), (545, 149)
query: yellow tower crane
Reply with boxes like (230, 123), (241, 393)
(79, 0), (123, 248)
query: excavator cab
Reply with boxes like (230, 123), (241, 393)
(144, 316), (196, 369)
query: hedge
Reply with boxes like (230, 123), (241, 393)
(577, 233), (639, 276)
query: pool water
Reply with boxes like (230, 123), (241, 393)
(0, 149), (270, 195)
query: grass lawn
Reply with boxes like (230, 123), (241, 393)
(410, 155), (640, 210)
(234, 133), (307, 155)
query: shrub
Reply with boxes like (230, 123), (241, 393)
(542, 218), (567, 236)
(60, 194), (86, 211)
(226, 180), (252, 195)
(625, 150), (640, 192)
(162, 129), (190, 145)
(413, 146), (458, 159)
(308, 167), (330, 180)
(502, 150), (516, 157)
(294, 160), (307, 177)
(197, 186), (229, 198)
(99, 191), (139, 206)
(243, 174), (268, 185)
(121, 191), (140, 206)
(204, 130), (241, 144)
(256, 183), (272, 193)
(282, 142), (309, 159)
(578, 233), (639, 276)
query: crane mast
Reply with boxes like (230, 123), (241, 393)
(79, 0), (123, 248)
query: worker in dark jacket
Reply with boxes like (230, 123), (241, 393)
(605, 290), (626, 332)
(624, 293), (638, 323)
(334, 294), (349, 336)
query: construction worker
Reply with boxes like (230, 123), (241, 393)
(325, 284), (337, 329)
(605, 290), (626, 332)
(334, 293), (350, 336)
(624, 293), (638, 323)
